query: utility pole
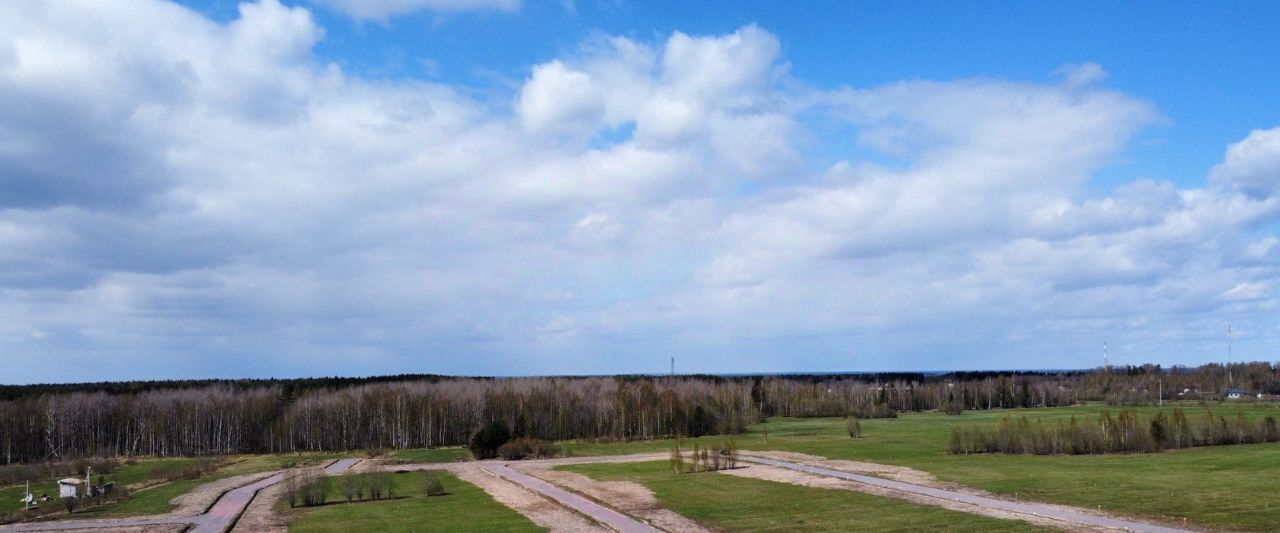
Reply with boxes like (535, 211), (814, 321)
(670, 357), (674, 377)
(1103, 340), (1109, 370)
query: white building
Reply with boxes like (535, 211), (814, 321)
(57, 478), (81, 499)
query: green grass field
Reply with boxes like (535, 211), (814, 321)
(287, 470), (543, 532)
(562, 460), (1046, 532)
(551, 403), (1280, 531)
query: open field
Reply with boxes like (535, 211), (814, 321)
(561, 460), (1047, 532)
(286, 470), (544, 532)
(542, 403), (1280, 531)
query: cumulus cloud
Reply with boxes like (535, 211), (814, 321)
(1, 1), (1277, 381)
(1210, 127), (1280, 199)
(518, 61), (605, 134)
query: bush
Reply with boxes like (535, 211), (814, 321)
(340, 474), (358, 502)
(844, 417), (861, 438)
(496, 438), (561, 461)
(367, 471), (393, 501)
(849, 404), (898, 419)
(285, 470), (332, 507)
(469, 420), (511, 460)
(423, 474), (446, 496)
(942, 397), (965, 415)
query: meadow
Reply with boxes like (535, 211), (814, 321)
(4, 402), (1276, 531)
(562, 460), (1047, 532)
(286, 470), (541, 532)
(394, 402), (1280, 531)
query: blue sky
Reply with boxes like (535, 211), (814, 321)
(2, 0), (1279, 383)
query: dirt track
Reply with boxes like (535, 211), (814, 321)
(483, 464), (660, 533)
(2, 451), (1206, 533)
(737, 455), (1198, 533)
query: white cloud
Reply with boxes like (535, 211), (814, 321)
(1, 1), (1278, 381)
(1056, 62), (1108, 88)
(518, 61), (605, 134)
(1210, 127), (1280, 199)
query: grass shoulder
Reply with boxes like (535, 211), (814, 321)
(561, 460), (1046, 532)
(286, 470), (543, 532)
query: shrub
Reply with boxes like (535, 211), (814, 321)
(423, 474), (446, 496)
(366, 471), (393, 501)
(849, 404), (898, 419)
(496, 438), (561, 461)
(340, 474), (358, 502)
(844, 417), (861, 438)
(284, 470), (332, 507)
(469, 420), (511, 460)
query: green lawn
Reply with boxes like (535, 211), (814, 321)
(550, 403), (1280, 531)
(288, 470), (543, 532)
(562, 460), (1045, 532)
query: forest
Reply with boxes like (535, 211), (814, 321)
(1, 362), (1276, 464)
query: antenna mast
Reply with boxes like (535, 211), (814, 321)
(1227, 323), (1233, 386)
(1103, 340), (1109, 370)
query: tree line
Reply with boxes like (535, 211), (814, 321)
(2, 363), (1277, 464)
(949, 408), (1280, 455)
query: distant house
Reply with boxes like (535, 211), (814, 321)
(1177, 386), (1201, 399)
(56, 479), (81, 499)
(1224, 388), (1247, 400)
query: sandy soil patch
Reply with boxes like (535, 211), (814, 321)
(168, 472), (276, 516)
(526, 469), (709, 533)
(523, 453), (670, 468)
(448, 467), (607, 533)
(228, 482), (285, 533)
(741, 450), (943, 487)
(719, 464), (1113, 532)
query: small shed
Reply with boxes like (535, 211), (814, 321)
(57, 478), (81, 499)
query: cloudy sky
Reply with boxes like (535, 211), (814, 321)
(2, 1), (1279, 383)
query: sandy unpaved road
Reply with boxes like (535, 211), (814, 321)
(0, 459), (361, 533)
(739, 455), (1197, 533)
(484, 464), (661, 533)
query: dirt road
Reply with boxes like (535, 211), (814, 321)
(483, 464), (660, 533)
(0, 459), (361, 533)
(739, 455), (1196, 533)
